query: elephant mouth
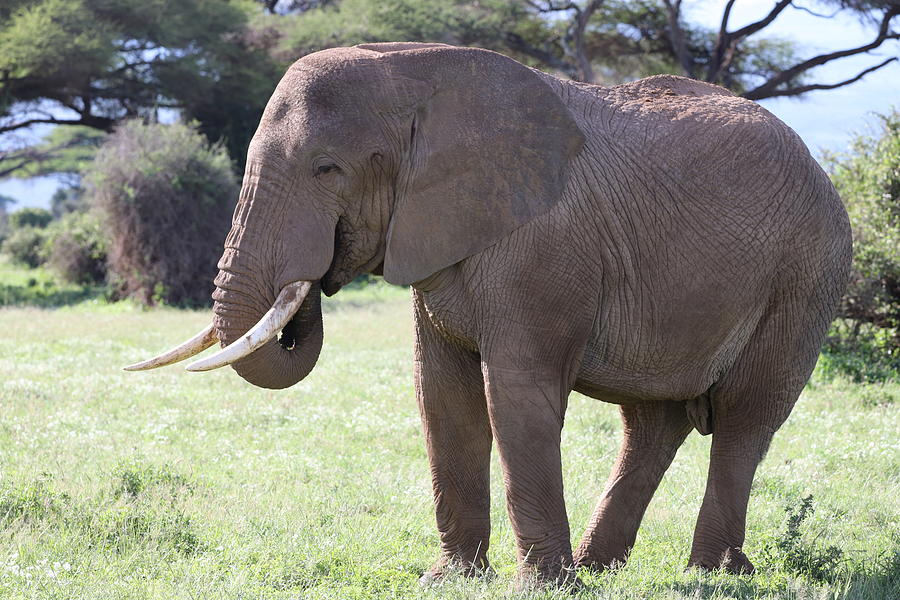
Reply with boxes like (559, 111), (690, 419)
(320, 218), (387, 296)
(277, 307), (306, 351)
(321, 271), (343, 297)
(321, 252), (386, 296)
(321, 222), (346, 296)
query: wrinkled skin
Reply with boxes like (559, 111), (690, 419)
(210, 43), (851, 587)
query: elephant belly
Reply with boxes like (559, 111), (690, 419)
(573, 296), (766, 404)
(573, 366), (713, 404)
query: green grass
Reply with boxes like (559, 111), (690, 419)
(0, 288), (897, 599)
(0, 257), (104, 307)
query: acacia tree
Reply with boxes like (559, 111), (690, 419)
(267, 0), (899, 97)
(3, 0), (898, 181)
(0, 0), (280, 175)
(0, 126), (105, 180)
(506, 0), (900, 96)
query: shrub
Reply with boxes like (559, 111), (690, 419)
(112, 458), (194, 499)
(819, 321), (899, 383)
(1, 226), (48, 268)
(823, 110), (900, 381)
(50, 186), (87, 218)
(84, 120), (238, 306)
(0, 194), (12, 244)
(761, 495), (846, 583)
(42, 211), (108, 285)
(8, 207), (53, 229)
(0, 477), (69, 525)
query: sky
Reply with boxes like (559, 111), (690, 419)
(1, 0), (898, 211)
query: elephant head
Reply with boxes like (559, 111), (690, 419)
(126, 43), (584, 389)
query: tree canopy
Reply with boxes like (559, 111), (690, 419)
(0, 0), (280, 172)
(0, 0), (898, 180)
(264, 0), (899, 95)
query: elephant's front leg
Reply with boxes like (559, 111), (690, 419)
(483, 365), (576, 587)
(414, 296), (493, 583)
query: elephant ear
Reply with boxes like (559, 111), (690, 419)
(378, 46), (585, 286)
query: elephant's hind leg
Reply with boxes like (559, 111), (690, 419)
(573, 401), (692, 570)
(413, 292), (493, 583)
(688, 289), (834, 573)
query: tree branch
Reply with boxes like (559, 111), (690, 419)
(0, 158), (31, 179)
(745, 56), (897, 99)
(0, 113), (116, 135)
(728, 0), (794, 40)
(662, 0), (695, 77)
(566, 0), (604, 82)
(0, 117), (86, 134)
(744, 7), (900, 99)
(518, 0), (603, 82)
(718, 0), (737, 40)
(791, 3), (841, 19)
(707, 0), (737, 82)
(504, 32), (578, 78)
(707, 0), (794, 83)
(526, 1), (579, 13)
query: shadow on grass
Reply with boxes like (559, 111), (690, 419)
(661, 551), (900, 600)
(668, 578), (764, 600)
(839, 551), (900, 600)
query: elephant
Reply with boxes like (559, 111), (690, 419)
(126, 42), (852, 587)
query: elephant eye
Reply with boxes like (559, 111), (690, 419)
(315, 163), (340, 177)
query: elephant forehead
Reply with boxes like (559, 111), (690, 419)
(259, 64), (392, 142)
(253, 98), (379, 163)
(285, 51), (391, 110)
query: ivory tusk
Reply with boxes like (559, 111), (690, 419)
(123, 323), (218, 371)
(185, 280), (313, 372)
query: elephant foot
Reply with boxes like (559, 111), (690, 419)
(572, 542), (628, 573)
(513, 560), (583, 593)
(688, 546), (755, 575)
(418, 553), (492, 586)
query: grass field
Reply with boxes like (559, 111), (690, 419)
(0, 284), (898, 599)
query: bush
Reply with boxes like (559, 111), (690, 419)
(8, 207), (53, 229)
(1, 226), (48, 268)
(824, 110), (900, 381)
(0, 195), (11, 244)
(761, 495), (846, 583)
(50, 186), (87, 218)
(0, 256), (105, 307)
(42, 211), (107, 285)
(85, 120), (238, 306)
(820, 320), (899, 383)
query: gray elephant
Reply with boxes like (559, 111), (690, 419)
(128, 42), (852, 587)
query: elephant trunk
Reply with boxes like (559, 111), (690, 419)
(202, 156), (334, 389)
(122, 158), (335, 387)
(212, 273), (323, 390)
